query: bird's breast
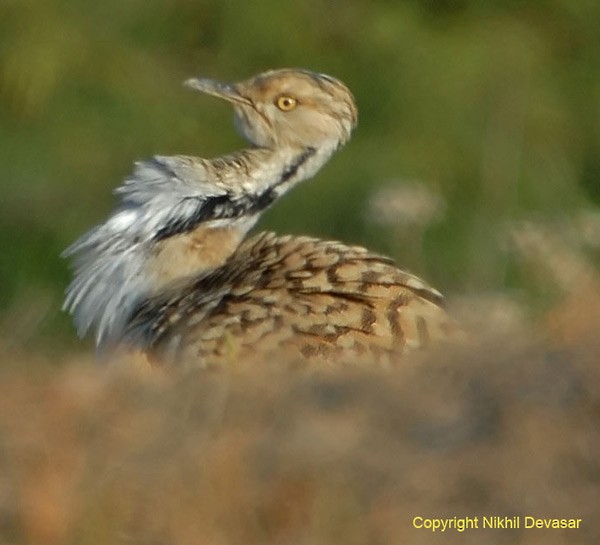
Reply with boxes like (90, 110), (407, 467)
(145, 223), (247, 293)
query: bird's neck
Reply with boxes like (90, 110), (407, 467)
(124, 144), (340, 349)
(62, 140), (341, 350)
(145, 143), (338, 290)
(219, 141), (339, 201)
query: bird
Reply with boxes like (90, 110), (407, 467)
(62, 68), (460, 367)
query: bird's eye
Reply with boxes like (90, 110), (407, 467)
(276, 96), (297, 111)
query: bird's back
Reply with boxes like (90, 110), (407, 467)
(128, 232), (460, 367)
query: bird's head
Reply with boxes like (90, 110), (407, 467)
(185, 68), (357, 150)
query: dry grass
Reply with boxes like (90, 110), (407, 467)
(0, 305), (598, 545)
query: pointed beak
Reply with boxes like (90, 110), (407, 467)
(184, 77), (252, 106)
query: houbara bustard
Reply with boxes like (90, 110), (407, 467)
(63, 69), (459, 367)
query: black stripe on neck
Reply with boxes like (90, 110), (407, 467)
(153, 147), (316, 242)
(276, 146), (316, 186)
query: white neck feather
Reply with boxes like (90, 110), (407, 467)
(63, 143), (338, 350)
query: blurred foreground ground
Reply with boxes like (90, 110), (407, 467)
(0, 289), (598, 545)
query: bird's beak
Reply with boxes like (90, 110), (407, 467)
(184, 77), (252, 106)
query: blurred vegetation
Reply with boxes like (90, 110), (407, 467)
(1, 0), (599, 354)
(0, 331), (599, 544)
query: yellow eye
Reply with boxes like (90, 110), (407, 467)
(276, 96), (297, 111)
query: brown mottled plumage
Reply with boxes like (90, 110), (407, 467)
(127, 233), (459, 367)
(63, 69), (460, 367)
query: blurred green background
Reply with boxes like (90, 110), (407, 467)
(1, 0), (599, 354)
